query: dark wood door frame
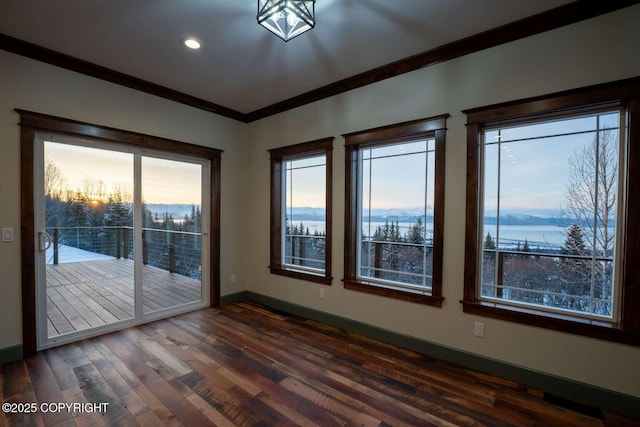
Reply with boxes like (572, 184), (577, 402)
(17, 109), (222, 357)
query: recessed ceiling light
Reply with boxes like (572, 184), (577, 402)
(183, 38), (201, 49)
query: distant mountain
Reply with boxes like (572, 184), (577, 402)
(288, 207), (433, 223)
(484, 208), (564, 219)
(483, 215), (571, 227)
(288, 206), (575, 227)
(145, 203), (199, 219)
(285, 207), (326, 220)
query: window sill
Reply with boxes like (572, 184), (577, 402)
(269, 266), (332, 285)
(460, 300), (640, 347)
(344, 280), (443, 307)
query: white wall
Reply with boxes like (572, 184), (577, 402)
(246, 6), (640, 397)
(0, 50), (249, 351)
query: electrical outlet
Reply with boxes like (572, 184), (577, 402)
(319, 288), (326, 299)
(230, 274), (237, 284)
(474, 322), (485, 338)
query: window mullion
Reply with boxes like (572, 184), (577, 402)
(494, 130), (502, 299)
(589, 117), (601, 315)
(423, 147), (429, 288)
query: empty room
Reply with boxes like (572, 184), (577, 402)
(1, 1), (639, 425)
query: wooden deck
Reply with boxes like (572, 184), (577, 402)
(46, 259), (201, 338)
(2, 302), (636, 426)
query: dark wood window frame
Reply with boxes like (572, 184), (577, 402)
(343, 115), (448, 307)
(18, 109), (222, 357)
(268, 137), (334, 285)
(462, 76), (640, 347)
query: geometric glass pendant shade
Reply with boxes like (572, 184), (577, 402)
(257, 0), (315, 42)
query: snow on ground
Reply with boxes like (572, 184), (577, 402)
(46, 244), (115, 264)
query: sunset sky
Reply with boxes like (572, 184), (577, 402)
(45, 141), (202, 205)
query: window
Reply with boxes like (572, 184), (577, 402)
(481, 110), (622, 318)
(269, 137), (333, 284)
(343, 115), (447, 306)
(463, 77), (640, 346)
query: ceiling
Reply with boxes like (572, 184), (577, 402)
(0, 0), (602, 118)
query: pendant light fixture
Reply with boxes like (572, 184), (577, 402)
(257, 0), (315, 42)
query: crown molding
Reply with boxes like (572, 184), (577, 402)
(2, 0), (638, 123)
(0, 33), (248, 122)
(245, 0), (640, 121)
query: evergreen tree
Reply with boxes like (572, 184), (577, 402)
(382, 220), (390, 241)
(389, 220), (401, 242)
(105, 189), (132, 227)
(194, 205), (202, 232)
(406, 217), (425, 244)
(142, 204), (154, 227)
(103, 189), (133, 258)
(373, 225), (384, 242)
(518, 238), (531, 259)
(483, 232), (496, 250)
(560, 224), (590, 301)
(562, 224), (587, 256)
(483, 232), (496, 260)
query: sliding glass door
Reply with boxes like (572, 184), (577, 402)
(141, 156), (207, 315)
(41, 140), (136, 340)
(35, 134), (210, 349)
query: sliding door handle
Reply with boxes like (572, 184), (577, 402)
(38, 231), (53, 252)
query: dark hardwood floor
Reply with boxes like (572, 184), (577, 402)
(46, 259), (201, 337)
(1, 302), (637, 426)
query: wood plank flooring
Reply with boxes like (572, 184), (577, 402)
(2, 302), (637, 426)
(46, 260), (201, 337)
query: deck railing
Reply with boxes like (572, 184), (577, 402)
(45, 226), (202, 279)
(284, 234), (326, 270)
(359, 240), (434, 288)
(481, 249), (614, 317)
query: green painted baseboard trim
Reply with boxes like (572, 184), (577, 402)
(0, 345), (23, 365)
(220, 291), (251, 306)
(228, 291), (639, 420)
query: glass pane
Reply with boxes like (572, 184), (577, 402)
(425, 152), (435, 243)
(287, 156), (325, 169)
(141, 157), (203, 314)
(367, 140), (428, 159)
(493, 115), (597, 143)
(44, 141), (134, 338)
(496, 254), (613, 317)
(358, 141), (433, 288)
(480, 111), (620, 318)
(481, 250), (497, 291)
(598, 112), (619, 129)
(283, 154), (326, 271)
(427, 138), (435, 153)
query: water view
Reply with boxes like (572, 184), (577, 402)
(289, 219), (571, 249)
